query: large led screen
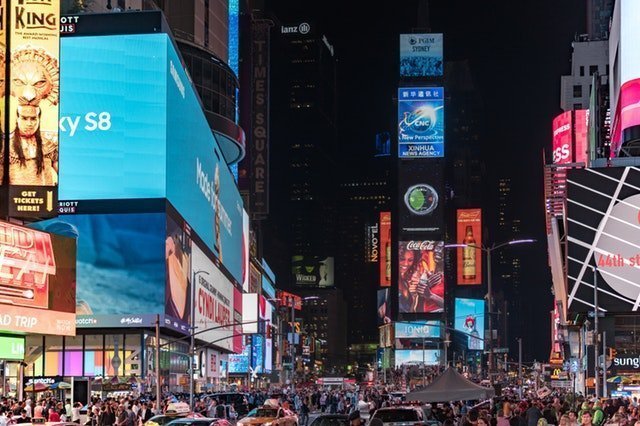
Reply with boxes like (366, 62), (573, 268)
(377, 289), (390, 326)
(399, 34), (443, 77)
(454, 298), (485, 351)
(398, 240), (445, 313)
(59, 34), (245, 285)
(291, 256), (334, 287)
(398, 87), (444, 158)
(456, 209), (482, 285)
(228, 344), (250, 374)
(567, 167), (640, 312)
(552, 110), (589, 164)
(395, 321), (442, 339)
(1, 220), (76, 336)
(395, 349), (440, 367)
(399, 161), (444, 234)
(165, 215), (191, 324)
(193, 243), (234, 352)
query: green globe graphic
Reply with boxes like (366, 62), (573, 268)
(404, 184), (438, 215)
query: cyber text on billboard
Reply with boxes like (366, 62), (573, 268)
(398, 240), (445, 313)
(456, 209), (482, 285)
(398, 87), (444, 158)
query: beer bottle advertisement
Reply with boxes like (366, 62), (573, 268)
(456, 209), (482, 285)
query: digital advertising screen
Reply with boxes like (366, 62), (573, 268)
(251, 334), (264, 374)
(242, 293), (258, 334)
(567, 167), (640, 312)
(291, 256), (334, 287)
(454, 298), (485, 351)
(456, 209), (482, 285)
(399, 161), (444, 234)
(399, 33), (443, 77)
(228, 344), (250, 374)
(264, 300), (273, 373)
(377, 289), (391, 325)
(395, 321), (442, 339)
(261, 259), (276, 299)
(380, 212), (391, 287)
(193, 243), (234, 352)
(233, 287), (243, 354)
(59, 33), (245, 285)
(165, 215), (192, 324)
(398, 87), (444, 158)
(552, 110), (589, 164)
(398, 240), (445, 313)
(6, 0), (60, 217)
(395, 349), (440, 367)
(242, 211), (250, 292)
(0, 220), (76, 336)
(0, 336), (25, 361)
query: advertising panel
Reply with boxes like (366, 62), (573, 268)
(399, 161), (444, 234)
(0, 336), (25, 360)
(233, 287), (243, 354)
(399, 34), (443, 77)
(552, 110), (589, 164)
(394, 349), (440, 367)
(379, 212), (391, 286)
(0, 220), (75, 336)
(242, 293), (258, 334)
(454, 298), (485, 351)
(242, 211), (250, 292)
(279, 290), (302, 310)
(249, 263), (260, 294)
(228, 344), (250, 374)
(6, 0), (60, 217)
(395, 321), (442, 339)
(165, 215), (191, 324)
(58, 34), (167, 201)
(291, 256), (334, 287)
(263, 300), (273, 373)
(398, 87), (444, 158)
(567, 167), (640, 312)
(377, 289), (391, 325)
(251, 334), (264, 374)
(456, 209), (482, 285)
(398, 241), (444, 313)
(193, 243), (234, 352)
(365, 223), (380, 263)
(59, 34), (245, 285)
(379, 323), (393, 348)
(261, 259), (276, 299)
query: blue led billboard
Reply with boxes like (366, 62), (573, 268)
(395, 321), (442, 339)
(398, 87), (445, 158)
(454, 298), (485, 351)
(261, 260), (276, 299)
(59, 34), (244, 284)
(399, 34), (443, 77)
(228, 344), (250, 374)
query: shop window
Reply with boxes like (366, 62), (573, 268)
(44, 336), (63, 377)
(105, 335), (125, 377)
(124, 333), (142, 377)
(64, 335), (83, 377)
(84, 335), (104, 377)
(26, 335), (44, 377)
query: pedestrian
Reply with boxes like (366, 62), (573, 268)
(300, 399), (310, 426)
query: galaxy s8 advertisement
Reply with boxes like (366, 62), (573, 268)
(58, 33), (244, 284)
(398, 161), (444, 234)
(398, 87), (445, 158)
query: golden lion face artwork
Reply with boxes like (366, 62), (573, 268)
(11, 46), (59, 107)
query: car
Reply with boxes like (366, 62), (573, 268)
(237, 406), (298, 426)
(166, 417), (232, 426)
(308, 414), (349, 426)
(370, 406), (428, 426)
(146, 403), (199, 426)
(205, 392), (250, 416)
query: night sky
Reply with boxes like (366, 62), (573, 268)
(266, 0), (587, 361)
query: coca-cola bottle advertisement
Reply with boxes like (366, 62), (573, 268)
(398, 240), (445, 313)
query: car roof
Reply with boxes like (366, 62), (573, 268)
(375, 406), (421, 411)
(315, 415), (349, 419)
(169, 418), (219, 422)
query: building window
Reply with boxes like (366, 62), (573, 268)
(589, 65), (599, 75)
(573, 85), (582, 98)
(579, 66), (585, 77)
(573, 103), (583, 110)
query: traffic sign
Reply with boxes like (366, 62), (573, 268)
(588, 311), (605, 318)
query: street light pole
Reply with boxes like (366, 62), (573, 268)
(518, 337), (522, 399)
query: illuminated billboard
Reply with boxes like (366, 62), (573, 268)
(395, 321), (442, 339)
(567, 167), (640, 312)
(59, 34), (245, 284)
(454, 298), (485, 351)
(278, 290), (302, 310)
(399, 161), (444, 234)
(242, 293), (258, 334)
(6, 0), (60, 217)
(291, 256), (334, 287)
(456, 209), (482, 285)
(0, 336), (25, 361)
(398, 87), (444, 158)
(395, 349), (440, 367)
(0, 220), (75, 336)
(552, 110), (589, 164)
(165, 215), (191, 324)
(377, 289), (390, 325)
(233, 287), (243, 354)
(193, 243), (234, 352)
(242, 211), (250, 292)
(398, 240), (445, 313)
(365, 223), (380, 264)
(379, 212), (391, 286)
(399, 34), (443, 77)
(228, 344), (250, 374)
(261, 259), (276, 299)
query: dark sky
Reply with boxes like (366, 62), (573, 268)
(266, 0), (587, 360)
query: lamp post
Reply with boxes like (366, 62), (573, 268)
(446, 238), (535, 384)
(190, 269), (210, 409)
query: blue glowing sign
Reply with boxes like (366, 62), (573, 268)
(398, 87), (445, 158)
(454, 298), (485, 351)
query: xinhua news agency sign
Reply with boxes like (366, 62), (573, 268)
(613, 354), (640, 370)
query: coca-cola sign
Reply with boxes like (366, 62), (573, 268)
(398, 240), (445, 313)
(405, 240), (437, 251)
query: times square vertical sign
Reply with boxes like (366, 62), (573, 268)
(0, 0), (60, 218)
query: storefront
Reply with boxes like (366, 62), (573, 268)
(0, 335), (26, 397)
